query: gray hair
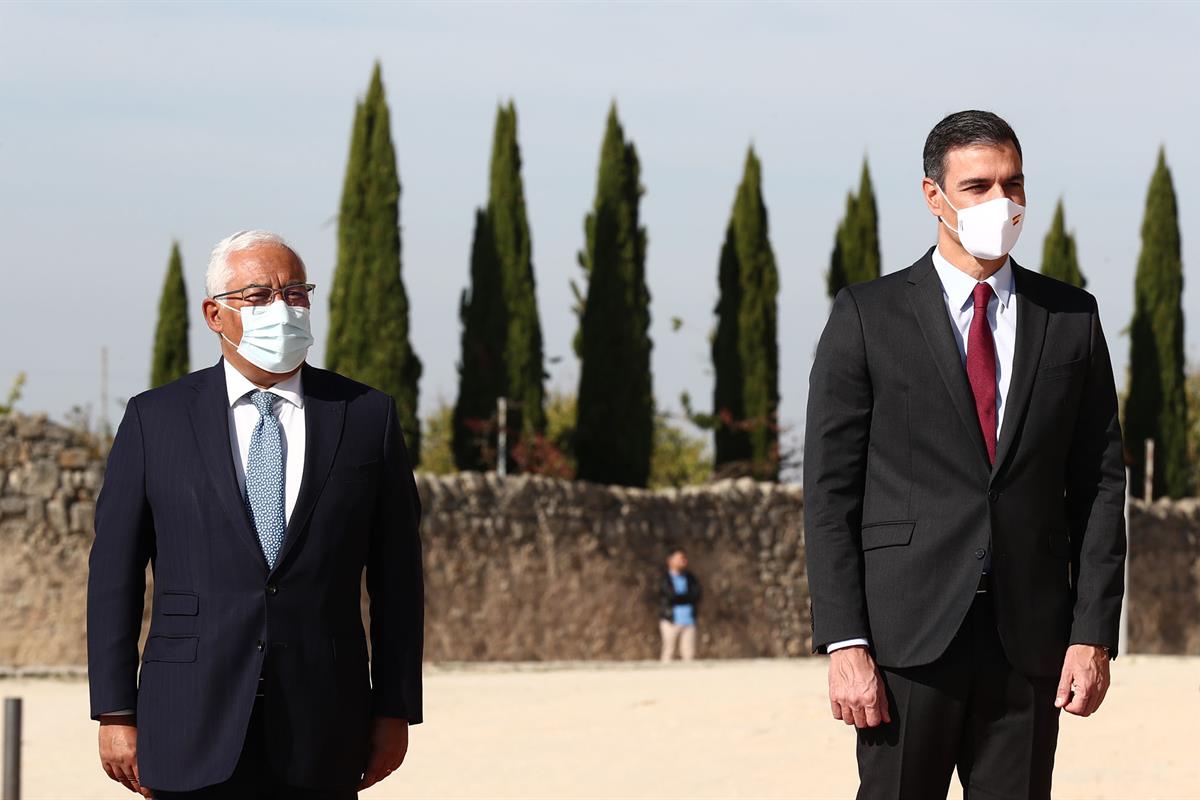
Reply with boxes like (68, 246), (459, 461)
(205, 230), (306, 297)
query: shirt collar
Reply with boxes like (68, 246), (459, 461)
(931, 245), (1015, 312)
(222, 358), (305, 410)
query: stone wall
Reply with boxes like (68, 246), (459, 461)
(1126, 498), (1200, 654)
(2, 412), (1198, 665)
(0, 414), (106, 666)
(418, 472), (807, 661)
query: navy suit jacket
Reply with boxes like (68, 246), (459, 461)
(87, 360), (424, 792)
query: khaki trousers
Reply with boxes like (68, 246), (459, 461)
(659, 620), (697, 662)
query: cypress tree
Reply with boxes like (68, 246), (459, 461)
(1040, 199), (1086, 287)
(1126, 148), (1189, 498)
(574, 104), (653, 487)
(327, 62), (423, 460)
(150, 241), (189, 388)
(490, 103), (546, 449)
(452, 103), (546, 472)
(452, 210), (505, 471)
(827, 158), (881, 297)
(734, 148), (780, 479)
(712, 207), (747, 468)
(712, 147), (780, 479)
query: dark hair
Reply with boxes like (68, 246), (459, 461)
(667, 547), (686, 558)
(923, 110), (1022, 187)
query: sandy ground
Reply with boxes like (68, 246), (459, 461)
(1, 656), (1196, 799)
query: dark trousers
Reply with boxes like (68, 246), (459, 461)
(152, 678), (356, 800)
(856, 591), (1061, 800)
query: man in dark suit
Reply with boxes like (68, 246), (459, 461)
(88, 230), (423, 798)
(804, 111), (1126, 799)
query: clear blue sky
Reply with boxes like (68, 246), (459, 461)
(2, 1), (1198, 472)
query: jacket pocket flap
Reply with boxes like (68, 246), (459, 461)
(143, 635), (198, 663)
(160, 592), (198, 616)
(1037, 357), (1086, 379)
(330, 460), (381, 483)
(860, 521), (916, 551)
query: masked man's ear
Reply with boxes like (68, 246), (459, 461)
(202, 299), (225, 335)
(922, 177), (944, 217)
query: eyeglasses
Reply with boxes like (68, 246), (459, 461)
(212, 283), (316, 311)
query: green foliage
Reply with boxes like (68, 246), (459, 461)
(453, 103), (546, 472)
(1125, 148), (1190, 499)
(544, 390), (578, 475)
(0, 372), (25, 415)
(530, 391), (709, 487)
(827, 158), (881, 297)
(1040, 199), (1086, 287)
(327, 62), (423, 461)
(491, 103), (546, 445)
(419, 401), (457, 475)
(711, 147), (780, 480)
(151, 242), (189, 388)
(1185, 367), (1200, 494)
(712, 199), (746, 465)
(574, 104), (654, 487)
(453, 210), (506, 470)
(650, 414), (713, 489)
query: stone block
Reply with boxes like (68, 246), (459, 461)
(24, 460), (60, 499)
(15, 413), (47, 439)
(58, 447), (92, 469)
(25, 498), (44, 523)
(83, 467), (104, 491)
(70, 501), (95, 533)
(0, 496), (26, 517)
(46, 497), (68, 532)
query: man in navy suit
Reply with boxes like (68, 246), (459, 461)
(88, 230), (424, 798)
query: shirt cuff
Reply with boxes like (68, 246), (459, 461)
(827, 638), (870, 652)
(100, 709), (136, 716)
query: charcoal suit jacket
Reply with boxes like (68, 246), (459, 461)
(804, 247), (1126, 677)
(87, 359), (424, 792)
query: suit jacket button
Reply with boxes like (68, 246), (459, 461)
(974, 548), (987, 559)
(267, 585), (278, 595)
(256, 640), (265, 651)
(988, 490), (1000, 502)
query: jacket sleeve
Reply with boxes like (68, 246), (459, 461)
(366, 395), (425, 722)
(1065, 298), (1127, 656)
(87, 398), (155, 719)
(804, 288), (873, 653)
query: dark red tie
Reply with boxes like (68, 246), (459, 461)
(967, 283), (998, 464)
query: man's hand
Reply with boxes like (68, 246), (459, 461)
(1055, 643), (1111, 716)
(98, 716), (151, 797)
(828, 646), (891, 728)
(358, 716), (409, 791)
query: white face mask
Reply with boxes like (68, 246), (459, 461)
(938, 185), (1025, 261)
(218, 298), (314, 374)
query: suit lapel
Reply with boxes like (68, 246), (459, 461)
(992, 263), (1048, 477)
(906, 250), (992, 470)
(188, 360), (269, 574)
(270, 364), (345, 576)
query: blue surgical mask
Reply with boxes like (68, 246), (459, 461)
(218, 298), (313, 374)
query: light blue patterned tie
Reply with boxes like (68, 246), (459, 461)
(245, 390), (285, 569)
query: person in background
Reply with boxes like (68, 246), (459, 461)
(659, 547), (702, 662)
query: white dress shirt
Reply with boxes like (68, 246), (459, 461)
(827, 246), (1018, 654)
(224, 358), (306, 524)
